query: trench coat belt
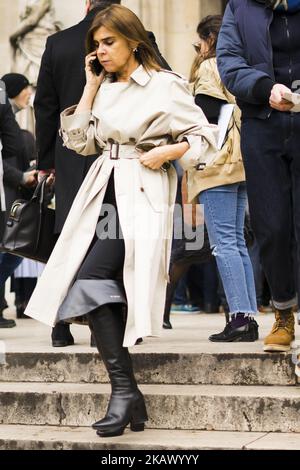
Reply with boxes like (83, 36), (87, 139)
(102, 141), (140, 160)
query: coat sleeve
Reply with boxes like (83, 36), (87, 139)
(3, 160), (23, 187)
(170, 78), (218, 171)
(60, 106), (105, 156)
(34, 36), (59, 170)
(216, 3), (273, 104)
(0, 102), (24, 162)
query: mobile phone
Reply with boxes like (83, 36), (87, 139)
(90, 57), (103, 76)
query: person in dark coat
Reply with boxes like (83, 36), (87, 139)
(0, 94), (37, 328)
(35, 0), (170, 347)
(1, 73), (40, 321)
(217, 0), (300, 352)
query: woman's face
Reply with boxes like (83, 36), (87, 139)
(14, 85), (32, 109)
(93, 26), (136, 74)
(197, 37), (211, 57)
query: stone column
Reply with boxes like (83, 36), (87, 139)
(0, 0), (225, 79)
(125, 0), (225, 76)
(125, 0), (167, 53)
(0, 0), (20, 76)
(164, 0), (200, 76)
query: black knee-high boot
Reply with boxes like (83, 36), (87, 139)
(88, 304), (148, 438)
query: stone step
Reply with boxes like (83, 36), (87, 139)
(0, 382), (299, 433)
(0, 351), (296, 386)
(0, 425), (300, 450)
(1, 313), (299, 386)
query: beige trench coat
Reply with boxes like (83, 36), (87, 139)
(25, 65), (217, 346)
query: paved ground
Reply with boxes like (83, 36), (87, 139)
(1, 294), (300, 450)
(1, 299), (299, 354)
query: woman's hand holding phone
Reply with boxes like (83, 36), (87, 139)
(85, 52), (106, 92)
(75, 53), (106, 114)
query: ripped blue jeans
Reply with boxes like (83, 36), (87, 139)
(199, 183), (257, 316)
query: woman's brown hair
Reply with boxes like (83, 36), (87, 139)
(190, 15), (223, 82)
(86, 4), (162, 73)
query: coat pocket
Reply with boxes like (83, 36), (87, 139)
(139, 165), (164, 213)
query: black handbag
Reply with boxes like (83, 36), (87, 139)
(1, 177), (56, 263)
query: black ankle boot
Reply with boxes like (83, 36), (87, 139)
(88, 304), (148, 437)
(16, 302), (30, 319)
(209, 316), (259, 342)
(0, 312), (16, 328)
(51, 322), (74, 347)
(163, 316), (172, 329)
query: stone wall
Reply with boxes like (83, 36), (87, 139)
(0, 0), (225, 79)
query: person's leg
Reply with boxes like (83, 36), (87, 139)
(0, 282), (8, 311)
(241, 113), (296, 351)
(78, 226), (146, 436)
(236, 184), (257, 314)
(13, 277), (30, 319)
(290, 113), (300, 328)
(248, 237), (263, 309)
(0, 275), (16, 328)
(199, 260), (220, 313)
(172, 265), (202, 313)
(0, 253), (23, 286)
(172, 274), (189, 305)
(88, 304), (147, 437)
(0, 254), (18, 328)
(200, 185), (257, 315)
(61, 175), (146, 436)
(163, 262), (190, 329)
(217, 274), (230, 323)
(241, 114), (296, 308)
(200, 184), (257, 342)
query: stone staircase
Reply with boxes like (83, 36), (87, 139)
(0, 313), (300, 450)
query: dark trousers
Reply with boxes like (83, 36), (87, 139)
(0, 253), (23, 287)
(76, 174), (125, 281)
(241, 111), (300, 308)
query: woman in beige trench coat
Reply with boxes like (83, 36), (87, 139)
(25, 4), (216, 438)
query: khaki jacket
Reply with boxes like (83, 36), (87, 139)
(188, 58), (245, 199)
(25, 65), (217, 346)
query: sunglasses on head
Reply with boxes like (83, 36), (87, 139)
(192, 42), (201, 54)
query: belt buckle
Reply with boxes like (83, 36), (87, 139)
(110, 141), (119, 160)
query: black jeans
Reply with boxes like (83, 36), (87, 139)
(241, 111), (300, 309)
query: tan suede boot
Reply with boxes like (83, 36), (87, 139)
(264, 308), (295, 352)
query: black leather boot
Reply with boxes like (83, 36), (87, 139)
(0, 312), (16, 328)
(209, 317), (259, 342)
(51, 322), (74, 347)
(88, 304), (148, 438)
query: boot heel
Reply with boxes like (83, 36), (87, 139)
(130, 422), (145, 432)
(240, 332), (257, 342)
(130, 395), (148, 432)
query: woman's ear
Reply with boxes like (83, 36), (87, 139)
(129, 41), (139, 52)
